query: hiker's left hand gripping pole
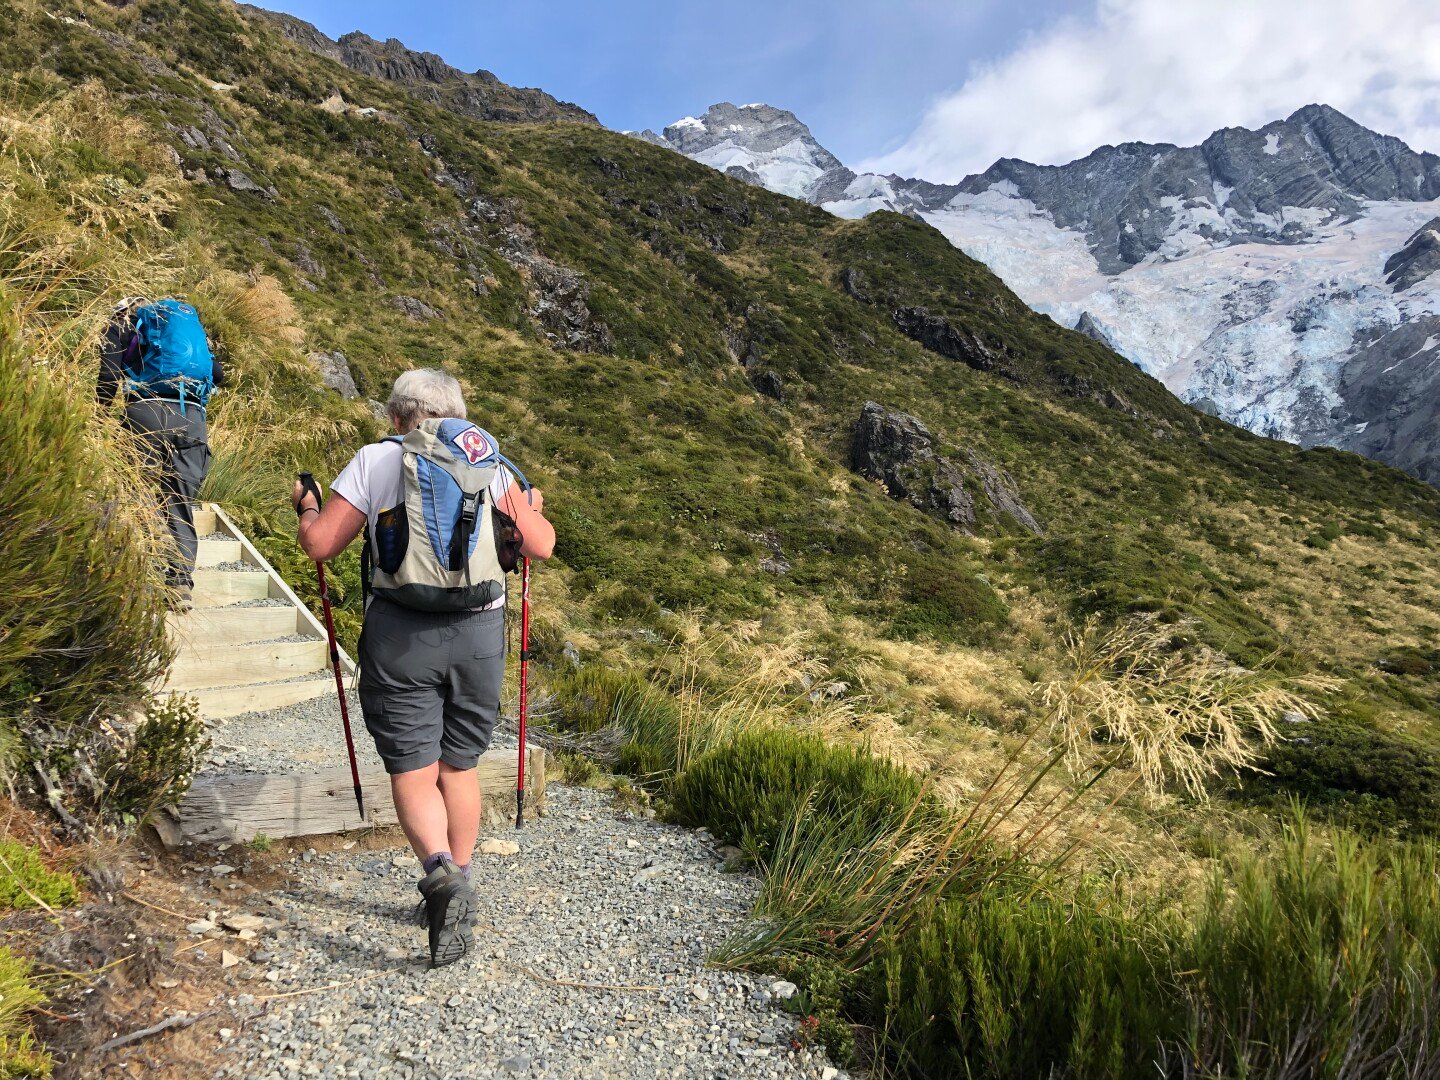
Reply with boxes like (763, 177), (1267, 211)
(298, 472), (366, 823)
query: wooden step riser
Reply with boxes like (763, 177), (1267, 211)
(190, 570), (272, 608)
(168, 639), (329, 692)
(195, 539), (244, 567)
(193, 508), (219, 536)
(169, 607), (305, 648)
(189, 677), (338, 720)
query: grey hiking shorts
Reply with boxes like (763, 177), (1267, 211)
(357, 598), (506, 774)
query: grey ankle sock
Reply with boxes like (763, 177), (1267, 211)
(421, 851), (452, 876)
(455, 862), (471, 880)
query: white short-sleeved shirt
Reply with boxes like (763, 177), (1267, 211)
(332, 440), (516, 610)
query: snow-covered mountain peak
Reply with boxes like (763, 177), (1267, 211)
(645, 100), (1440, 485)
(635, 103), (851, 201)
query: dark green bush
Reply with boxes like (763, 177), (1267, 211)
(668, 727), (930, 859)
(1256, 718), (1440, 835)
(889, 558), (1008, 644)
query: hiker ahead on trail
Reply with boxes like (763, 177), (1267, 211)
(99, 297), (223, 608)
(292, 368), (555, 968)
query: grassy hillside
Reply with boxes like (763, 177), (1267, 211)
(4, 0), (1440, 839)
(5, 1), (1440, 1074)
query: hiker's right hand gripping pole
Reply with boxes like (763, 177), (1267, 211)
(298, 472), (366, 823)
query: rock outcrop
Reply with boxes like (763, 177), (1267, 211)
(852, 402), (974, 526)
(1384, 217), (1440, 292)
(306, 351), (359, 398)
(241, 7), (597, 126)
(891, 307), (1004, 374)
(850, 402), (1041, 533)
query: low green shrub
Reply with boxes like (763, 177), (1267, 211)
(0, 947), (47, 1078)
(554, 750), (601, 786)
(1179, 817), (1440, 1077)
(0, 839), (79, 911)
(99, 694), (210, 826)
(776, 807), (1440, 1078)
(547, 666), (648, 733)
(888, 557), (1008, 645)
(1257, 718), (1440, 835)
(867, 884), (1176, 1078)
(668, 727), (930, 860)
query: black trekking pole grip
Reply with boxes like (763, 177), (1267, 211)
(296, 471), (324, 514)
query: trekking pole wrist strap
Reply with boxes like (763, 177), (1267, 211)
(296, 472), (324, 517)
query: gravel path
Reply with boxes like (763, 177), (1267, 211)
(207, 688), (387, 775)
(190, 637), (841, 1078)
(209, 786), (840, 1079)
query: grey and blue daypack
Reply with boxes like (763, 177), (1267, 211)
(126, 299), (215, 412)
(368, 417), (529, 612)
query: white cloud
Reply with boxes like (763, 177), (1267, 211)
(860, 0), (1440, 182)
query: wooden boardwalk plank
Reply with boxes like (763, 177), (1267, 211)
(155, 746), (548, 846)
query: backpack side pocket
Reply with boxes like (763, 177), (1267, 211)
(374, 505), (408, 573)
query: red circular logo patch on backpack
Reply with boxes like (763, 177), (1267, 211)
(453, 426), (492, 466)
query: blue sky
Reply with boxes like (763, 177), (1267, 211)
(260, 0), (1440, 182)
(257, 0), (1072, 166)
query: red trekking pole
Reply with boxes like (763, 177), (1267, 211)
(515, 556), (531, 828)
(298, 473), (365, 822)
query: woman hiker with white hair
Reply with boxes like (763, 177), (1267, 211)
(291, 368), (555, 967)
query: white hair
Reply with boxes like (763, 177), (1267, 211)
(386, 368), (466, 429)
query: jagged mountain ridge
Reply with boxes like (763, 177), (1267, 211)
(645, 103), (1440, 485)
(240, 5), (596, 125)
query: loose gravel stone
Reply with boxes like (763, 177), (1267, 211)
(213, 560), (265, 572)
(216, 786), (838, 1078)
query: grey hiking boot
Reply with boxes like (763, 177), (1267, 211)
(417, 860), (473, 968)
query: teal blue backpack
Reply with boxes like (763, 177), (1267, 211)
(126, 299), (214, 412)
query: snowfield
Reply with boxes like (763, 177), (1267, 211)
(921, 192), (1440, 444)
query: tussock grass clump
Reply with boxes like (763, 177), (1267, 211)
(1047, 616), (1338, 798)
(0, 315), (171, 780)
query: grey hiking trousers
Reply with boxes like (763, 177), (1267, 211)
(124, 397), (210, 593)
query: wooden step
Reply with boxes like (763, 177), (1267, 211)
(154, 746), (548, 845)
(189, 676), (338, 720)
(195, 539), (244, 567)
(191, 569), (271, 608)
(193, 507), (219, 535)
(168, 606), (304, 648)
(168, 639), (329, 692)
